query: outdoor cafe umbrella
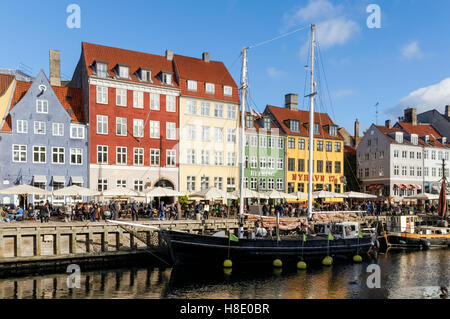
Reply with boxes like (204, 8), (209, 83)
(404, 193), (440, 201)
(343, 191), (377, 199)
(189, 187), (236, 200)
(100, 187), (144, 198)
(312, 190), (348, 199)
(233, 188), (268, 199)
(144, 187), (184, 198)
(289, 191), (308, 200)
(52, 185), (100, 197)
(0, 184), (49, 196)
(264, 189), (297, 200)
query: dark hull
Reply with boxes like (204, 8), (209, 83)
(161, 230), (375, 266)
(387, 234), (450, 250)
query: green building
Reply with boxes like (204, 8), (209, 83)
(244, 113), (285, 193)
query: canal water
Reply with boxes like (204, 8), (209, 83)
(0, 249), (448, 299)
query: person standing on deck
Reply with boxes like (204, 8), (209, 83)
(158, 201), (165, 221)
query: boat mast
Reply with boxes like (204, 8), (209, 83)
(239, 48), (248, 218)
(307, 24), (316, 220)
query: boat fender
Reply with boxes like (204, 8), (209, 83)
(223, 259), (233, 268)
(399, 240), (406, 245)
(297, 261), (307, 270)
(273, 259), (283, 268)
(322, 256), (333, 266)
(420, 240), (431, 249)
(353, 255), (363, 263)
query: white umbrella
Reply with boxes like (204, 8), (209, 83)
(343, 191), (378, 199)
(312, 190), (348, 199)
(233, 188), (268, 199)
(404, 193), (440, 200)
(144, 187), (184, 197)
(289, 191), (308, 200)
(0, 184), (48, 195)
(101, 187), (144, 198)
(264, 189), (297, 199)
(52, 185), (100, 197)
(190, 187), (236, 200)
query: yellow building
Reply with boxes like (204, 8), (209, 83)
(265, 95), (344, 200)
(174, 53), (240, 193)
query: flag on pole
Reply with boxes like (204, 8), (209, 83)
(303, 234), (307, 242)
(328, 232), (334, 241)
(229, 233), (239, 242)
(358, 231), (363, 238)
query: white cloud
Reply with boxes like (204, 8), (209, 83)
(401, 41), (423, 59)
(267, 67), (286, 79)
(387, 78), (450, 116)
(283, 0), (359, 52)
(333, 89), (357, 98)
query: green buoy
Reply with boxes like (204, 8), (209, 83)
(353, 255), (363, 263)
(297, 261), (307, 270)
(223, 259), (232, 268)
(322, 256), (333, 266)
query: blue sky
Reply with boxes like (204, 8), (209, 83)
(1, 0), (450, 134)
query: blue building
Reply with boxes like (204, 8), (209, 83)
(0, 69), (88, 207)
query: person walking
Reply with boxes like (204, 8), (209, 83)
(131, 201), (138, 221)
(203, 202), (209, 220)
(89, 204), (96, 222)
(111, 200), (118, 220)
(158, 201), (165, 221)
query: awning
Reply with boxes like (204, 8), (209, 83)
(394, 184), (404, 189)
(52, 176), (66, 184)
(71, 176), (84, 184)
(375, 184), (384, 190)
(405, 185), (413, 190)
(33, 175), (47, 184)
(367, 184), (376, 191)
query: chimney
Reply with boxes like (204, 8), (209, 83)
(165, 49), (173, 61)
(404, 107), (417, 125)
(284, 93), (298, 111)
(354, 119), (360, 147)
(445, 105), (450, 118)
(385, 120), (391, 129)
(49, 49), (61, 87)
(202, 52), (210, 62)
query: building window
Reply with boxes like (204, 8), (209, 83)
(227, 105), (236, 119)
(214, 152), (223, 166)
(250, 178), (257, 190)
(214, 128), (223, 142)
(201, 176), (210, 190)
(250, 157), (257, 169)
(12, 144), (27, 163)
(187, 125), (196, 140)
(36, 100), (48, 113)
(97, 145), (108, 164)
(393, 149), (399, 158)
(187, 176), (196, 192)
(277, 158), (283, 169)
(200, 102), (210, 116)
(133, 91), (143, 108)
(214, 104), (223, 118)
(326, 161), (332, 173)
(314, 123), (319, 134)
(134, 180), (144, 192)
(201, 150), (210, 165)
(417, 167), (422, 177)
(33, 146), (46, 163)
(410, 166), (415, 176)
(424, 167), (429, 176)
(424, 150), (428, 159)
(205, 83), (215, 94)
(51, 123), (64, 136)
(260, 157), (266, 169)
(268, 178), (275, 190)
(187, 100), (196, 114)
(34, 121), (46, 135)
(298, 138), (305, 150)
(96, 63), (107, 78)
(150, 149), (160, 166)
(69, 148), (82, 165)
(268, 137), (274, 148)
(214, 177), (223, 190)
(187, 80), (197, 91)
(224, 86), (232, 96)
(97, 115), (108, 135)
(134, 148), (144, 166)
(276, 179), (283, 190)
(288, 158), (295, 171)
(317, 140), (323, 151)
(334, 142), (341, 152)
(326, 142), (332, 152)
(268, 157), (275, 169)
(116, 117), (127, 136)
(116, 147), (127, 165)
(410, 152), (415, 159)
(287, 182), (295, 193)
(150, 121), (160, 138)
(260, 136), (267, 148)
(278, 138), (284, 149)
(227, 152), (235, 166)
(290, 120), (299, 132)
(70, 124), (84, 139)
(166, 95), (176, 112)
(227, 178), (236, 192)
(431, 151), (436, 160)
(52, 147), (65, 164)
(244, 178), (248, 189)
(227, 129), (236, 143)
(297, 159), (305, 172)
(98, 179), (107, 192)
(288, 138), (295, 149)
(402, 166), (407, 176)
(167, 150), (176, 167)
(140, 69), (151, 82)
(335, 161), (341, 174)
(394, 165), (399, 176)
(118, 66), (129, 78)
(250, 136), (257, 147)
(246, 115), (253, 128)
(201, 126), (210, 141)
(16, 120), (28, 134)
(329, 125), (337, 137)
(116, 89), (127, 106)
(259, 178), (266, 191)
(432, 167), (437, 177)
(150, 93), (160, 110)
(297, 183), (305, 193)
(96, 86), (108, 104)
(162, 73), (172, 85)
(317, 160), (323, 173)
(133, 119), (144, 138)
(166, 122), (176, 140)
(335, 184), (341, 193)
(187, 149), (196, 164)
(117, 179), (127, 188)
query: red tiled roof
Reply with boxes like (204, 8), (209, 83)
(1, 81), (83, 132)
(344, 145), (356, 155)
(0, 74), (14, 96)
(174, 54), (239, 103)
(244, 111), (280, 132)
(265, 105), (343, 140)
(396, 122), (447, 148)
(82, 42), (179, 89)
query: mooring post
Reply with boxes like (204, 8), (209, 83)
(35, 232), (41, 256)
(103, 230), (108, 252)
(71, 232), (77, 254)
(15, 234), (22, 257)
(0, 230), (4, 258)
(117, 230), (123, 251)
(87, 232), (93, 253)
(55, 232), (61, 256)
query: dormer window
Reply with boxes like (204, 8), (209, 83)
(224, 86), (232, 96)
(263, 117), (271, 130)
(411, 134), (418, 145)
(442, 137), (447, 144)
(118, 65), (129, 78)
(290, 120), (299, 132)
(314, 123), (319, 135)
(205, 83), (215, 94)
(329, 125), (337, 137)
(246, 115), (253, 128)
(140, 69), (151, 82)
(395, 132), (403, 143)
(187, 80), (197, 91)
(424, 135), (429, 143)
(162, 72), (172, 85)
(96, 62), (108, 78)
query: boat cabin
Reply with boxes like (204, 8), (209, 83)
(416, 226), (449, 235)
(386, 216), (417, 233)
(314, 222), (360, 239)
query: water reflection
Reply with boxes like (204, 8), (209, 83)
(0, 250), (448, 299)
